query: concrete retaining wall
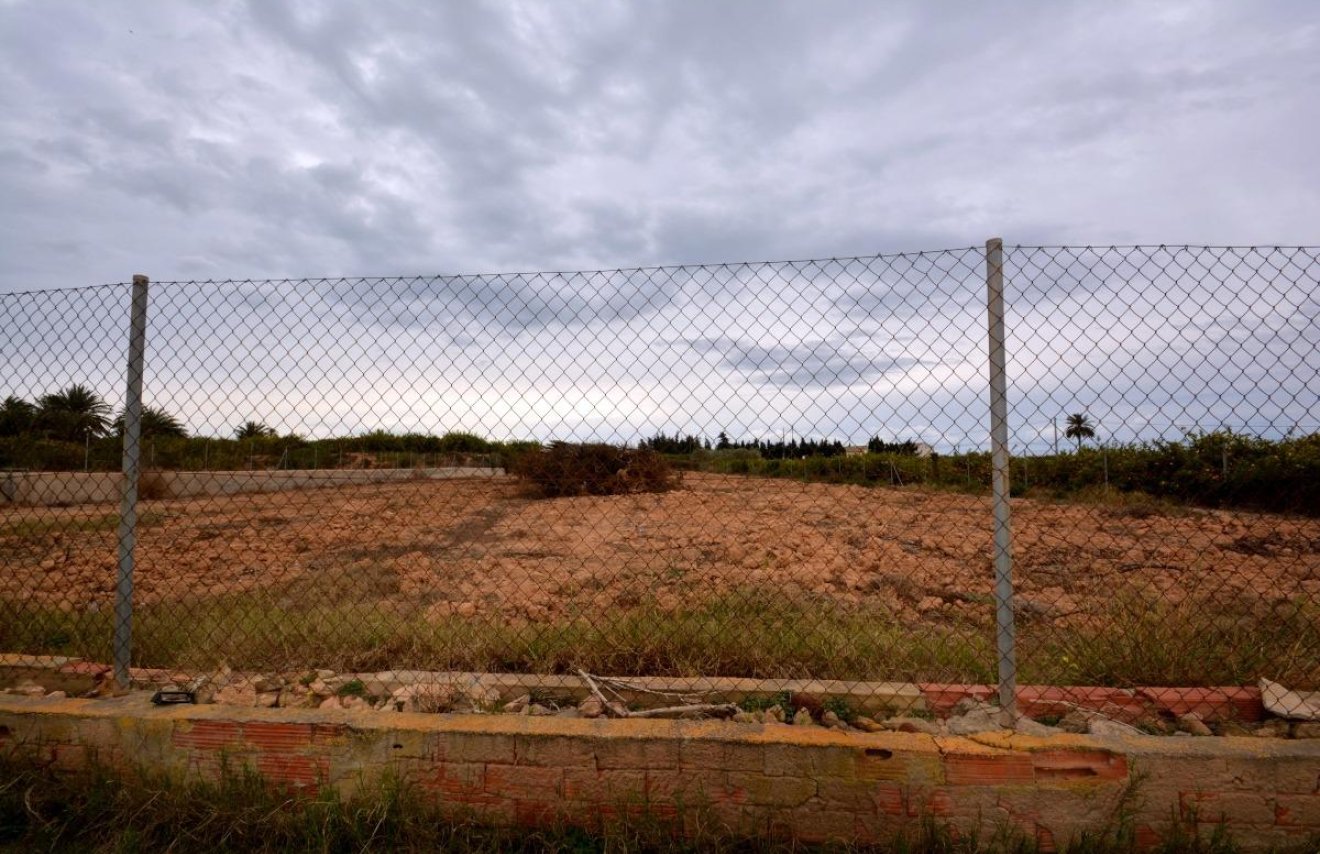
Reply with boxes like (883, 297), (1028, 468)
(0, 467), (505, 506)
(2, 694), (1316, 850)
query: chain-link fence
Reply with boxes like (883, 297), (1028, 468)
(1, 242), (1317, 725)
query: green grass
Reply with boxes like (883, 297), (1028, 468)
(3, 584), (1317, 690)
(1018, 595), (1320, 688)
(0, 754), (973, 853)
(0, 510), (164, 538)
(0, 588), (992, 685)
(4, 755), (1309, 853)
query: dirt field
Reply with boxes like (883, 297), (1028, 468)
(3, 472), (1318, 628)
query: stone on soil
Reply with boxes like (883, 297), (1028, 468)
(1176, 713), (1213, 736)
(885, 717), (940, 735)
(1087, 717), (1143, 738)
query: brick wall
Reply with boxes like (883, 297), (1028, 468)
(1, 694), (1316, 851)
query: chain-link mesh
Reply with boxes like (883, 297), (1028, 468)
(1004, 245), (1320, 726)
(1, 245), (1317, 728)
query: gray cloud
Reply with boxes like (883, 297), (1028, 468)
(1, 1), (1317, 292)
(0, 1), (1317, 448)
(684, 336), (922, 390)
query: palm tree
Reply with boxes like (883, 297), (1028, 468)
(35, 384), (111, 442)
(0, 396), (36, 436)
(235, 421), (277, 440)
(1064, 412), (1096, 451)
(113, 405), (188, 438)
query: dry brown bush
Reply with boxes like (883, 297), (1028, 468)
(137, 472), (171, 500)
(510, 442), (679, 498)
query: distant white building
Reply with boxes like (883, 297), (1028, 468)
(913, 442), (934, 458)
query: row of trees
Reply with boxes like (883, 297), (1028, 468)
(2, 383), (1106, 456)
(0, 387), (323, 445)
(642, 415), (1101, 459)
(642, 432), (892, 459)
(0, 386), (187, 443)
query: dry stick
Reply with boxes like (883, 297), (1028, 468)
(578, 670), (737, 719)
(628, 703), (740, 719)
(591, 673), (714, 705)
(577, 669), (624, 716)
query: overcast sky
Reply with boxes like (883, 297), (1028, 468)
(2, 0), (1318, 291)
(1, 2), (1317, 448)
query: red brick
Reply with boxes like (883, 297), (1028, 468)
(596, 738), (679, 770)
(172, 720), (242, 751)
(1135, 824), (1162, 849)
(50, 744), (87, 772)
(1019, 686), (1148, 723)
(1138, 687), (1264, 723)
(650, 768), (721, 805)
(448, 790), (511, 811)
(944, 752), (1034, 785)
(1180, 791), (1276, 826)
(725, 772), (815, 807)
(763, 743), (855, 778)
(440, 732), (515, 764)
(1031, 749), (1128, 782)
(307, 722), (351, 744)
(485, 763), (562, 801)
(679, 740), (761, 772)
(255, 753), (325, 788)
(873, 782), (907, 816)
(516, 735), (596, 768)
(427, 762), (486, 798)
(242, 721), (312, 752)
(1274, 794), (1320, 828)
(58, 662), (111, 676)
(924, 788), (955, 817)
(514, 799), (559, 826)
(562, 768), (644, 802)
(1276, 760), (1320, 794)
(918, 683), (995, 716)
(817, 779), (882, 812)
(785, 807), (863, 843)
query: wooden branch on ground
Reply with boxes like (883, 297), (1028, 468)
(577, 670), (737, 719)
(628, 703), (740, 719)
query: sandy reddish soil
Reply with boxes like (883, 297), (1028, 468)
(2, 473), (1318, 625)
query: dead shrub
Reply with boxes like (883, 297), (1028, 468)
(510, 442), (679, 498)
(137, 472), (171, 500)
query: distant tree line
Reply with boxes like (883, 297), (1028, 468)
(0, 385), (188, 443)
(641, 431), (926, 459)
(867, 438), (920, 455)
(0, 384), (529, 472)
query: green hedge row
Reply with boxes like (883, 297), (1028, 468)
(692, 431), (1320, 516)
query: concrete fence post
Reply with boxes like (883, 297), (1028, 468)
(113, 274), (150, 690)
(985, 239), (1018, 722)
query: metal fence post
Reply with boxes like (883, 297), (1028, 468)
(113, 274), (150, 691)
(985, 239), (1018, 722)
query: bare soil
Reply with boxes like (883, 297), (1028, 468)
(3, 473), (1318, 627)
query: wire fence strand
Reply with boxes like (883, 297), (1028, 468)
(1, 243), (1317, 725)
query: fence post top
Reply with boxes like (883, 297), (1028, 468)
(985, 237), (1003, 250)
(132, 274), (149, 285)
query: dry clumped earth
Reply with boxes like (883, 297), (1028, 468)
(2, 473), (1318, 628)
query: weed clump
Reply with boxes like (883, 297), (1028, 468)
(511, 442), (680, 498)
